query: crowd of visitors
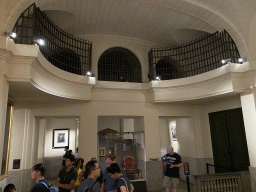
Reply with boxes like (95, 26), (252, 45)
(3, 146), (137, 192)
(4, 145), (181, 192)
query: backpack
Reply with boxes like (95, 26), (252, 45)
(39, 181), (59, 192)
(82, 180), (98, 192)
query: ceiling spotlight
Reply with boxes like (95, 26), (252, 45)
(86, 71), (91, 77)
(156, 76), (161, 81)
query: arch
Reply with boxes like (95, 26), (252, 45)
(98, 47), (142, 83)
(156, 58), (179, 80)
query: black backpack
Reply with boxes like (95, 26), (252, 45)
(82, 181), (98, 192)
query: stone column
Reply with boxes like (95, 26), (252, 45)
(241, 89), (256, 192)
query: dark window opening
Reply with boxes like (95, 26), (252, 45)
(98, 47), (142, 83)
(156, 58), (179, 80)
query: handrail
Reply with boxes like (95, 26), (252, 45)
(206, 163), (239, 174)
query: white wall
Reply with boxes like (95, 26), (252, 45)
(37, 119), (46, 160)
(44, 118), (77, 157)
(175, 117), (196, 157)
(159, 118), (170, 156)
(98, 116), (121, 132)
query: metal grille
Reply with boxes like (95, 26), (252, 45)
(98, 47), (142, 83)
(148, 30), (241, 81)
(12, 3), (92, 76)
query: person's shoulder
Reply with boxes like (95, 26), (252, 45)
(77, 178), (97, 191)
(31, 182), (48, 192)
(174, 152), (181, 157)
(71, 167), (78, 173)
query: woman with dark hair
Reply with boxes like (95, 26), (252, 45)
(74, 158), (84, 189)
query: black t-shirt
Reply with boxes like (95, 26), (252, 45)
(58, 167), (78, 192)
(30, 179), (50, 192)
(162, 153), (182, 178)
(117, 175), (130, 192)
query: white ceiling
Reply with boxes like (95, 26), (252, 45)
(37, 0), (215, 46)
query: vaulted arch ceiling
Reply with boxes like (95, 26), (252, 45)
(3, 0), (256, 57)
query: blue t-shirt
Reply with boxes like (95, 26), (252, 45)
(103, 166), (126, 192)
(117, 175), (130, 192)
(162, 153), (182, 178)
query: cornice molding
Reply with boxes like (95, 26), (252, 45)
(30, 79), (92, 101)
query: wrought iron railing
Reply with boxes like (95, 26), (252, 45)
(12, 3), (92, 76)
(148, 30), (241, 81)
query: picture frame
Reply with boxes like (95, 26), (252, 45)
(53, 129), (69, 148)
(1, 100), (13, 180)
(99, 147), (105, 157)
(171, 126), (177, 141)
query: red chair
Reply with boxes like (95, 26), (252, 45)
(123, 156), (140, 179)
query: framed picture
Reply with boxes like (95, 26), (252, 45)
(99, 147), (105, 157)
(53, 129), (69, 148)
(171, 126), (177, 141)
(1, 100), (13, 180)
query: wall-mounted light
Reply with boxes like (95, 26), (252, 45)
(156, 76), (161, 81)
(238, 58), (246, 64)
(34, 39), (45, 46)
(3, 31), (17, 39)
(221, 58), (231, 65)
(86, 71), (92, 77)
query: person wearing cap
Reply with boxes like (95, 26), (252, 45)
(161, 146), (183, 192)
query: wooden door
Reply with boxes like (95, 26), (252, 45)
(209, 108), (250, 173)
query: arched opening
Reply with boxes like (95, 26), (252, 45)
(98, 47), (142, 83)
(156, 58), (179, 80)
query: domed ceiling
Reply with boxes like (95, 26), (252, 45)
(36, 0), (216, 46)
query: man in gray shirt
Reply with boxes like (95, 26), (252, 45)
(77, 160), (101, 192)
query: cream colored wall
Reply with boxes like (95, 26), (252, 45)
(37, 119), (45, 160)
(13, 98), (196, 162)
(175, 117), (196, 158)
(44, 118), (77, 157)
(98, 116), (121, 132)
(8, 108), (36, 171)
(159, 118), (170, 157)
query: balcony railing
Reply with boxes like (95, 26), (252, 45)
(148, 30), (241, 81)
(12, 3), (92, 76)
